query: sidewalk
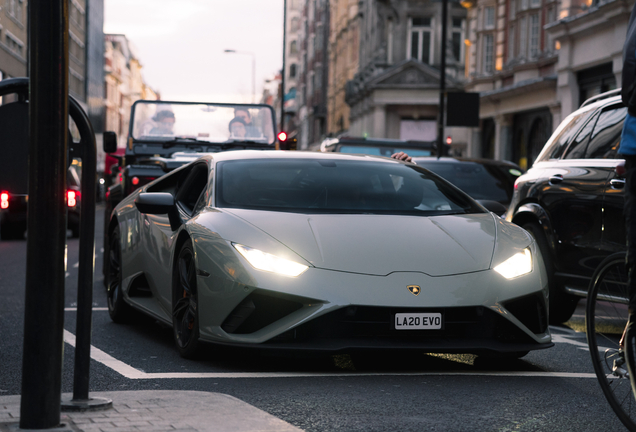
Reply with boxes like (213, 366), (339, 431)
(0, 391), (302, 432)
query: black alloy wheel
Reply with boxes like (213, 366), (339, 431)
(522, 222), (578, 324)
(107, 226), (131, 323)
(172, 241), (200, 359)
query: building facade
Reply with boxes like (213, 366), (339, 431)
(0, 0), (27, 97)
(326, 0), (360, 137)
(463, 0), (634, 169)
(344, 0), (470, 155)
(104, 34), (158, 156)
(283, 0), (303, 138)
(296, 0), (331, 149)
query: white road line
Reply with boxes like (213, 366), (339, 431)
(61, 329), (597, 380)
(63, 330), (147, 379)
(72, 262), (79, 268)
(64, 307), (108, 311)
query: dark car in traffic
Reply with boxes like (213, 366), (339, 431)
(505, 89), (627, 323)
(0, 161), (82, 240)
(320, 136), (443, 157)
(412, 157), (523, 214)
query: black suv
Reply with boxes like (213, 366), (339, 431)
(505, 89), (627, 323)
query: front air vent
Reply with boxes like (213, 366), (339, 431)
(221, 290), (303, 334)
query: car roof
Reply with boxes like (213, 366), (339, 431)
(200, 150), (409, 164)
(412, 156), (523, 169)
(321, 136), (436, 150)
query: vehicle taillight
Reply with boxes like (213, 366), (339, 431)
(1, 191), (9, 209)
(127, 176), (158, 195)
(67, 190), (78, 207)
(616, 160), (626, 176)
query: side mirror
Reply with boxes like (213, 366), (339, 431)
(134, 192), (182, 231)
(135, 192), (174, 214)
(477, 200), (507, 217)
(103, 131), (118, 153)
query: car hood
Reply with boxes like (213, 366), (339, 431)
(222, 210), (500, 276)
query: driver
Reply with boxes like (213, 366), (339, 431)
(149, 110), (175, 135)
(234, 108), (261, 137)
(229, 117), (247, 139)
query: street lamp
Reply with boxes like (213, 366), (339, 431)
(224, 49), (256, 103)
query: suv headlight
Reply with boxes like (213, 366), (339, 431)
(233, 243), (308, 277)
(494, 248), (532, 279)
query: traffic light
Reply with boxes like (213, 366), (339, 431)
(277, 131), (288, 149)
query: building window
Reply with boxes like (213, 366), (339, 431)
(291, 17), (299, 32)
(509, 0), (516, 19)
(16, 0), (23, 23)
(484, 7), (495, 29)
(290, 40), (298, 55)
(529, 13), (539, 57)
(5, 32), (23, 56)
(508, 24), (516, 60)
(519, 16), (527, 58)
(530, 0), (541, 8)
(290, 63), (297, 78)
(408, 17), (433, 64)
(483, 34), (494, 73)
(545, 6), (556, 52)
(452, 18), (465, 63)
(316, 25), (323, 51)
(520, 0), (528, 11)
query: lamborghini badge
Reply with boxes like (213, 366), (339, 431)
(408, 285), (421, 296)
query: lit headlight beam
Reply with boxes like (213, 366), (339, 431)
(493, 248), (532, 279)
(232, 243), (309, 277)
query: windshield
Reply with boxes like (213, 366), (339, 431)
(131, 101), (276, 145)
(216, 159), (482, 215)
(336, 145), (433, 157)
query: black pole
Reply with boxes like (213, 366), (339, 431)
(438, 0), (448, 159)
(70, 97), (96, 401)
(20, 0), (68, 428)
(281, 0), (287, 142)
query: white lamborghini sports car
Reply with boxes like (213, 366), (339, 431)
(105, 151), (552, 358)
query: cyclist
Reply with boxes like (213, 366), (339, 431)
(619, 1), (636, 397)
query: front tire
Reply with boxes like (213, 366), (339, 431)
(106, 226), (131, 323)
(172, 241), (200, 359)
(586, 252), (636, 431)
(522, 222), (578, 324)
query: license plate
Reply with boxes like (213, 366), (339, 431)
(394, 313), (442, 330)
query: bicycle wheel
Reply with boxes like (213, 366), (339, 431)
(586, 252), (636, 431)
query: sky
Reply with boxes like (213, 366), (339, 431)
(104, 0), (285, 103)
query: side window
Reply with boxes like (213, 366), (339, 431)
(585, 106), (627, 159)
(175, 163), (210, 216)
(563, 113), (597, 159)
(536, 108), (595, 161)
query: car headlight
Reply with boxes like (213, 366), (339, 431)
(494, 248), (532, 279)
(233, 243), (308, 277)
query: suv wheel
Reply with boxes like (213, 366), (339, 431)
(522, 222), (578, 324)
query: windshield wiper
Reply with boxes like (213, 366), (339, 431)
(162, 137), (212, 149)
(223, 139), (274, 147)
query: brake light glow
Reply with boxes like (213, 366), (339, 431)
(1, 191), (8, 209)
(67, 190), (77, 207)
(132, 176), (140, 186)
